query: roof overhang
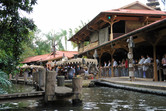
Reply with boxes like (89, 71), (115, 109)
(77, 18), (166, 56)
(69, 10), (166, 43)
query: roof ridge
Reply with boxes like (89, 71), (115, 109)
(120, 1), (155, 10)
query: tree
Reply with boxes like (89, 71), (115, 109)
(0, 0), (37, 74)
(68, 21), (87, 49)
(68, 28), (77, 49)
(161, 0), (166, 9)
(60, 29), (68, 50)
(45, 31), (65, 51)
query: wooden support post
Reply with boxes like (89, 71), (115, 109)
(35, 70), (39, 85)
(57, 76), (65, 86)
(39, 68), (46, 88)
(24, 72), (28, 84)
(45, 71), (57, 103)
(153, 45), (158, 81)
(72, 77), (82, 104)
(110, 23), (113, 41)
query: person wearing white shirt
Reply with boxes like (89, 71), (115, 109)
(112, 59), (118, 76)
(113, 59), (118, 67)
(138, 55), (145, 78)
(143, 55), (151, 78)
(107, 60), (111, 77)
(139, 56), (145, 64)
(162, 54), (166, 81)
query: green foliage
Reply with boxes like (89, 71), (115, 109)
(0, 0), (37, 74)
(84, 41), (90, 46)
(68, 20), (87, 49)
(60, 29), (68, 50)
(45, 31), (65, 51)
(0, 70), (11, 87)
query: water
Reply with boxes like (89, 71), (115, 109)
(0, 84), (36, 94)
(0, 85), (166, 111)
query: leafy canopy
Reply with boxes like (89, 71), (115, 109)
(0, 0), (37, 74)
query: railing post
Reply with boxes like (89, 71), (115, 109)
(72, 77), (82, 105)
(44, 70), (56, 103)
(57, 76), (65, 86)
(39, 68), (46, 88)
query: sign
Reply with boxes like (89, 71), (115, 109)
(128, 52), (133, 59)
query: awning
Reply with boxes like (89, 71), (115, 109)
(56, 58), (98, 66)
(20, 64), (44, 69)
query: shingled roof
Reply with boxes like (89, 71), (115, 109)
(21, 51), (78, 64)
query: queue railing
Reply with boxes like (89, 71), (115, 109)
(99, 63), (154, 78)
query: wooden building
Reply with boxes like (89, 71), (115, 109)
(69, 1), (166, 81)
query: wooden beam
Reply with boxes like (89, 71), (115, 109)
(153, 45), (158, 81)
(133, 36), (145, 44)
(154, 35), (162, 45)
(116, 16), (139, 21)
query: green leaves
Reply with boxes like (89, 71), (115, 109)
(0, 70), (11, 87)
(0, 0), (37, 74)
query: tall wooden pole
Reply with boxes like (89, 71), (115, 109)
(110, 23), (113, 41)
(153, 45), (158, 81)
(127, 36), (135, 81)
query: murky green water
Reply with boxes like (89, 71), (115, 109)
(0, 84), (36, 94)
(0, 85), (166, 111)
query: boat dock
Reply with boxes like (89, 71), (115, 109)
(94, 77), (166, 96)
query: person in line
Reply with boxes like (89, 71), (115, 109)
(112, 59), (118, 76)
(104, 61), (107, 67)
(134, 59), (139, 77)
(138, 55), (145, 78)
(107, 60), (111, 77)
(143, 55), (151, 78)
(103, 61), (107, 77)
(121, 59), (125, 76)
(125, 58), (128, 76)
(162, 54), (166, 81)
(68, 66), (75, 79)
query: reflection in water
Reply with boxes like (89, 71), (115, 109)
(0, 86), (166, 111)
(1, 84), (35, 94)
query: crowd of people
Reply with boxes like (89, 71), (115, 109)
(101, 54), (166, 81)
(46, 62), (94, 80)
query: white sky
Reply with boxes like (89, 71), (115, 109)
(26, 0), (149, 33)
(23, 0), (164, 51)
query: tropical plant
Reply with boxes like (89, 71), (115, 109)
(68, 21), (87, 49)
(0, 70), (11, 87)
(0, 0), (37, 74)
(161, 0), (166, 9)
(45, 31), (65, 51)
(60, 29), (68, 50)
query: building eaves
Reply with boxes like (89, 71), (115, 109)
(78, 18), (166, 56)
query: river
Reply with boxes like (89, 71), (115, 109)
(0, 84), (166, 111)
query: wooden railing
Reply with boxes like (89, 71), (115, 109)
(78, 41), (98, 53)
(99, 63), (154, 78)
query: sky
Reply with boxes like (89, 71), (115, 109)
(22, 0), (164, 51)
